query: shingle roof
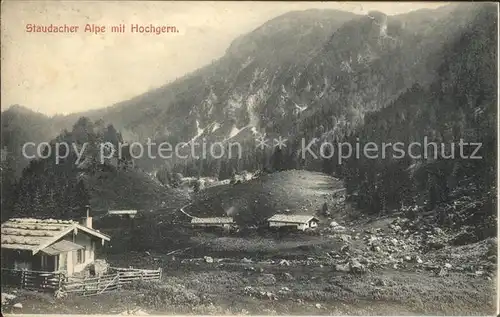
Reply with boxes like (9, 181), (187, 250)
(1, 218), (110, 254)
(267, 214), (319, 224)
(107, 210), (137, 215)
(191, 217), (235, 224)
(41, 240), (84, 255)
(1, 218), (76, 251)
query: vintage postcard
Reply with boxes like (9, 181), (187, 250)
(1, 1), (498, 316)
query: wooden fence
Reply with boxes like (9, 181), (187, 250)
(1, 266), (162, 296)
(62, 273), (121, 296)
(110, 266), (162, 282)
(61, 267), (162, 296)
(1, 268), (62, 292)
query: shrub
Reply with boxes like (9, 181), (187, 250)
(133, 280), (201, 308)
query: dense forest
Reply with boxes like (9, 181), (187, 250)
(1, 117), (187, 221)
(154, 4), (497, 220)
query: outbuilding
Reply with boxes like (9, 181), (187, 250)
(107, 209), (138, 219)
(190, 217), (237, 230)
(267, 214), (319, 231)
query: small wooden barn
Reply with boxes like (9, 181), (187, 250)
(267, 214), (319, 231)
(190, 217), (237, 229)
(107, 209), (138, 219)
(1, 217), (110, 276)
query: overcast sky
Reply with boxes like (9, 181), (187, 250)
(1, 1), (447, 116)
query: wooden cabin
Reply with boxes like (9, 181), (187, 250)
(267, 214), (319, 231)
(107, 209), (138, 219)
(1, 216), (110, 276)
(190, 217), (237, 229)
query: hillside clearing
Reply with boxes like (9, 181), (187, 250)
(188, 170), (344, 225)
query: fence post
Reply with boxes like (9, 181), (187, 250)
(58, 273), (63, 293)
(159, 268), (162, 280)
(83, 276), (87, 296)
(21, 269), (26, 289)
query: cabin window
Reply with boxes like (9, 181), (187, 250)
(77, 248), (86, 264)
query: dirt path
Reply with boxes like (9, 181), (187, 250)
(180, 204), (195, 218)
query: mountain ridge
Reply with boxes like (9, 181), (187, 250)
(1, 3), (495, 180)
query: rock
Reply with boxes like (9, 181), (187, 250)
(315, 303), (322, 309)
(339, 234), (351, 242)
(371, 245), (381, 252)
(433, 227), (444, 235)
(333, 225), (346, 232)
(367, 235), (379, 244)
(334, 263), (350, 272)
(404, 256), (412, 262)
(278, 287), (291, 295)
(283, 272), (294, 281)
(330, 221), (340, 227)
(437, 268), (447, 276)
(445, 263), (452, 269)
(204, 256), (214, 263)
(358, 256), (369, 265)
(1, 293), (16, 305)
(13, 303), (23, 309)
(279, 259), (290, 266)
(257, 273), (277, 286)
(264, 292), (277, 300)
(349, 259), (366, 274)
(375, 279), (387, 286)
(2, 293), (16, 301)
